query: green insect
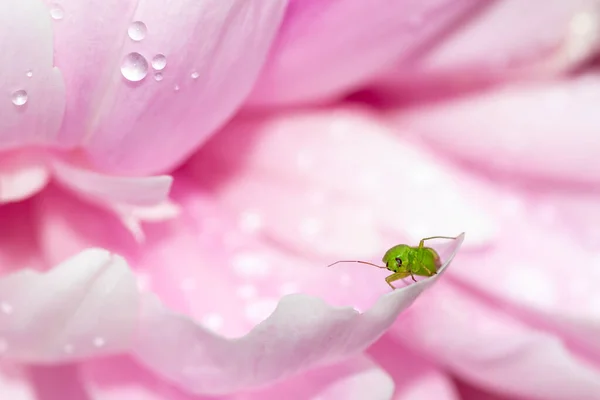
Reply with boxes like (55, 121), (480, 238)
(327, 236), (456, 289)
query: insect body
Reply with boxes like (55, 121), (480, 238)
(327, 236), (456, 289)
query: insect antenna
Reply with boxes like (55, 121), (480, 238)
(326, 260), (387, 269)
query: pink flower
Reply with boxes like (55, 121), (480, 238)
(2, 0), (600, 399)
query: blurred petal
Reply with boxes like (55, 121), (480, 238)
(35, 178), (463, 395)
(188, 108), (495, 255)
(392, 74), (600, 183)
(81, 355), (394, 400)
(0, 0), (65, 150)
(373, 0), (600, 97)
(45, 0), (288, 174)
(417, 0), (600, 75)
(391, 281), (600, 399)
(0, 249), (139, 363)
(248, 0), (481, 106)
(0, 151), (50, 204)
(438, 187), (600, 372)
(368, 335), (459, 400)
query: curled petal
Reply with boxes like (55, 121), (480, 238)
(392, 74), (600, 184)
(46, 0), (288, 174)
(0, 249), (139, 363)
(131, 259), (456, 397)
(35, 180), (464, 395)
(51, 159), (175, 239)
(0, 0), (65, 151)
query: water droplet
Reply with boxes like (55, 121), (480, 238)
(1, 302), (13, 315)
(120, 52), (148, 82)
(191, 71), (200, 79)
(128, 21), (147, 42)
(50, 4), (64, 20)
(25, 70), (33, 78)
(174, 84), (180, 91)
(93, 337), (106, 347)
(11, 90), (28, 106)
(63, 344), (74, 354)
(151, 54), (167, 70)
(154, 72), (163, 81)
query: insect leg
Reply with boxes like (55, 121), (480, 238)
(385, 271), (412, 289)
(418, 236), (457, 249)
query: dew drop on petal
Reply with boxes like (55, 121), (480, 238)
(93, 337), (106, 348)
(11, 90), (28, 106)
(128, 21), (147, 42)
(25, 70), (33, 78)
(49, 4), (64, 20)
(191, 71), (200, 79)
(154, 72), (163, 81)
(151, 54), (167, 70)
(121, 52), (148, 82)
(174, 84), (180, 91)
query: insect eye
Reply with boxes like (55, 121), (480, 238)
(395, 257), (402, 266)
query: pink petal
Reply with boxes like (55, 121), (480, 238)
(0, 249), (139, 363)
(0, 0), (65, 150)
(0, 151), (50, 204)
(247, 0), (481, 106)
(80, 355), (394, 400)
(377, 0), (600, 91)
(188, 108), (495, 256)
(45, 0), (288, 174)
(391, 281), (600, 399)
(392, 74), (600, 183)
(34, 178), (464, 395)
(368, 335), (460, 400)
(51, 159), (175, 240)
